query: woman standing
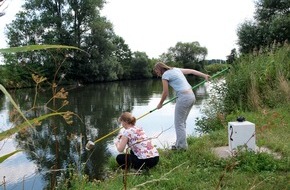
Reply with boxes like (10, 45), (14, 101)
(153, 62), (210, 150)
(115, 112), (159, 170)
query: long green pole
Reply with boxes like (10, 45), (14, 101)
(92, 67), (230, 144)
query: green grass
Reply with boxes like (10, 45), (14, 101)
(58, 107), (290, 190)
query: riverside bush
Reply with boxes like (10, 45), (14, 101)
(195, 75), (228, 134)
(204, 63), (230, 75)
(196, 45), (290, 134)
(224, 45), (290, 113)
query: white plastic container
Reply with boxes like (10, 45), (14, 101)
(228, 121), (256, 151)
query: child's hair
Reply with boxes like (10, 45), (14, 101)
(118, 112), (136, 125)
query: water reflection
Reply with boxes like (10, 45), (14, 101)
(0, 78), (209, 189)
(0, 94), (45, 189)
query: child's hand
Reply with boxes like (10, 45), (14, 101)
(114, 134), (122, 145)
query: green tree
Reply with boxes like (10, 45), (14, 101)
(226, 48), (237, 64)
(4, 0), (126, 84)
(254, 0), (290, 22)
(130, 51), (152, 79)
(237, 0), (290, 54)
(112, 36), (132, 79)
(161, 41), (207, 70)
(237, 21), (262, 54)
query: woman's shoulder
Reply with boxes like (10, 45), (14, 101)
(172, 67), (182, 71)
(164, 67), (179, 73)
(167, 67), (182, 74)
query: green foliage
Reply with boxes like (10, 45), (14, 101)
(160, 41), (208, 70)
(111, 36), (132, 79)
(1, 46), (84, 86)
(130, 51), (153, 79)
(56, 169), (99, 190)
(0, 66), (4, 84)
(206, 59), (226, 65)
(207, 130), (228, 147)
(106, 156), (119, 171)
(0, 45), (85, 54)
(0, 44), (87, 87)
(3, 0), (129, 84)
(195, 116), (224, 134)
(237, 20), (265, 54)
(237, 0), (290, 54)
(226, 48), (238, 64)
(204, 63), (230, 75)
(195, 68), (230, 134)
(224, 46), (290, 113)
(255, 0), (290, 24)
(0, 45), (78, 190)
(196, 45), (289, 134)
(233, 150), (288, 172)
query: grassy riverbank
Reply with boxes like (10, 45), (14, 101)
(57, 46), (290, 189)
(60, 106), (290, 190)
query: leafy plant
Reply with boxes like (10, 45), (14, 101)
(0, 45), (82, 164)
(195, 77), (228, 134)
(233, 150), (284, 172)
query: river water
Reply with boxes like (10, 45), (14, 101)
(0, 77), (211, 189)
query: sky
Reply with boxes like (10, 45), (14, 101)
(100, 0), (255, 60)
(0, 0), (24, 47)
(0, 0), (255, 61)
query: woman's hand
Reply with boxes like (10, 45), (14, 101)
(157, 103), (163, 109)
(204, 74), (211, 81)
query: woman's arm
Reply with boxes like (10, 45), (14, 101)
(180, 68), (210, 81)
(115, 135), (128, 152)
(157, 79), (169, 109)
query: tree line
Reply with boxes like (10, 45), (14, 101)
(0, 0), (208, 88)
(0, 0), (289, 88)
